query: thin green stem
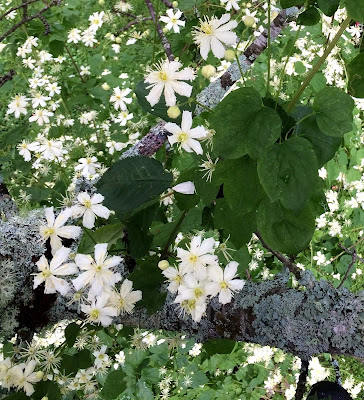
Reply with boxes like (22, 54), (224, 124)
(152, 0), (160, 64)
(194, 99), (212, 112)
(64, 44), (85, 83)
(161, 210), (188, 257)
(286, 16), (351, 114)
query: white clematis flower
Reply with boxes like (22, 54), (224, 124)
(107, 279), (142, 315)
(144, 59), (195, 107)
(206, 261), (245, 304)
(172, 181), (196, 195)
(160, 9), (186, 33)
(33, 246), (78, 295)
(10, 360), (41, 396)
(165, 111), (208, 155)
(72, 243), (122, 296)
(39, 207), (82, 254)
(81, 293), (117, 326)
(192, 14), (238, 60)
(71, 192), (110, 229)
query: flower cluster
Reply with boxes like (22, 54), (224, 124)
(161, 235), (245, 322)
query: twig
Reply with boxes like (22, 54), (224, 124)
(116, 16), (152, 34)
(160, 0), (173, 8)
(328, 236), (364, 264)
(339, 243), (364, 264)
(255, 231), (302, 280)
(144, 0), (174, 61)
(337, 244), (363, 289)
(0, 0), (63, 43)
(0, 0), (40, 22)
(0, 69), (15, 87)
(161, 210), (188, 257)
(295, 360), (309, 400)
(64, 44), (85, 83)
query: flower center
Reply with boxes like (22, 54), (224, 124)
(41, 270), (52, 278)
(194, 287), (204, 298)
(201, 22), (213, 35)
(158, 71), (168, 81)
(44, 227), (55, 236)
(84, 200), (92, 208)
(95, 264), (102, 272)
(90, 309), (100, 320)
(178, 132), (189, 143)
(188, 254), (197, 263)
(220, 281), (228, 289)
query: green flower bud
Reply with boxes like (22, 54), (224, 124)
(167, 106), (181, 119)
(243, 16), (255, 27)
(158, 260), (170, 270)
(224, 49), (235, 61)
(201, 65), (216, 78)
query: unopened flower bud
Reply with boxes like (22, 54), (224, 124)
(36, 371), (44, 379)
(105, 32), (112, 39)
(115, 37), (122, 43)
(243, 16), (255, 27)
(201, 65), (216, 78)
(41, 397), (48, 400)
(172, 1), (179, 7)
(102, 83), (110, 90)
(158, 260), (170, 270)
(98, 0), (105, 4)
(163, 27), (169, 34)
(167, 106), (181, 119)
(224, 49), (235, 61)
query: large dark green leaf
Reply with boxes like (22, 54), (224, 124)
(220, 157), (265, 214)
(33, 381), (61, 400)
(297, 7), (321, 25)
(345, 0), (364, 22)
(77, 222), (124, 253)
(97, 156), (173, 215)
(99, 370), (127, 400)
(257, 199), (316, 254)
(280, 0), (304, 7)
(317, 0), (340, 16)
(65, 322), (80, 347)
(204, 339), (236, 356)
(257, 137), (318, 211)
(296, 111), (341, 167)
(347, 52), (364, 98)
(246, 106), (282, 159)
(313, 87), (354, 137)
(209, 87), (262, 159)
(213, 199), (257, 248)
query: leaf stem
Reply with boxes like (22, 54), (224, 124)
(286, 16), (351, 114)
(161, 210), (188, 258)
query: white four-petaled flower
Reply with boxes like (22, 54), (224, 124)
(71, 192), (110, 229)
(160, 9), (185, 33)
(165, 111), (208, 155)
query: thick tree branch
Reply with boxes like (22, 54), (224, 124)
(160, 0), (173, 9)
(295, 360), (309, 400)
(116, 16), (153, 34)
(0, 69), (15, 87)
(144, 0), (174, 61)
(0, 0), (40, 22)
(121, 6), (300, 159)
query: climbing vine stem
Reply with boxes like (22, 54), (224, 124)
(286, 16), (351, 114)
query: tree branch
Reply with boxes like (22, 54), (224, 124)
(295, 360), (309, 400)
(0, 69), (15, 87)
(160, 0), (173, 8)
(255, 231), (302, 280)
(144, 0), (174, 61)
(0, 0), (40, 22)
(116, 16), (153, 34)
(0, 0), (63, 43)
(337, 244), (364, 289)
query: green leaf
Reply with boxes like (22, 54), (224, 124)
(317, 0), (340, 16)
(257, 199), (316, 254)
(280, 0), (304, 6)
(128, 257), (166, 314)
(97, 156), (173, 215)
(2, 393), (29, 400)
(99, 370), (126, 400)
(1, 123), (28, 146)
(77, 222), (124, 253)
(213, 199), (257, 248)
(257, 137), (318, 211)
(297, 7), (321, 25)
(246, 107), (282, 159)
(65, 322), (80, 347)
(60, 349), (93, 375)
(135, 379), (154, 400)
(313, 87), (354, 137)
(203, 339), (236, 356)
(49, 40), (65, 57)
(209, 87), (263, 159)
(345, 0), (364, 22)
(295, 108), (341, 167)
(33, 381), (61, 400)
(97, 329), (114, 347)
(135, 81), (194, 123)
(221, 157), (265, 214)
(347, 52), (364, 98)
